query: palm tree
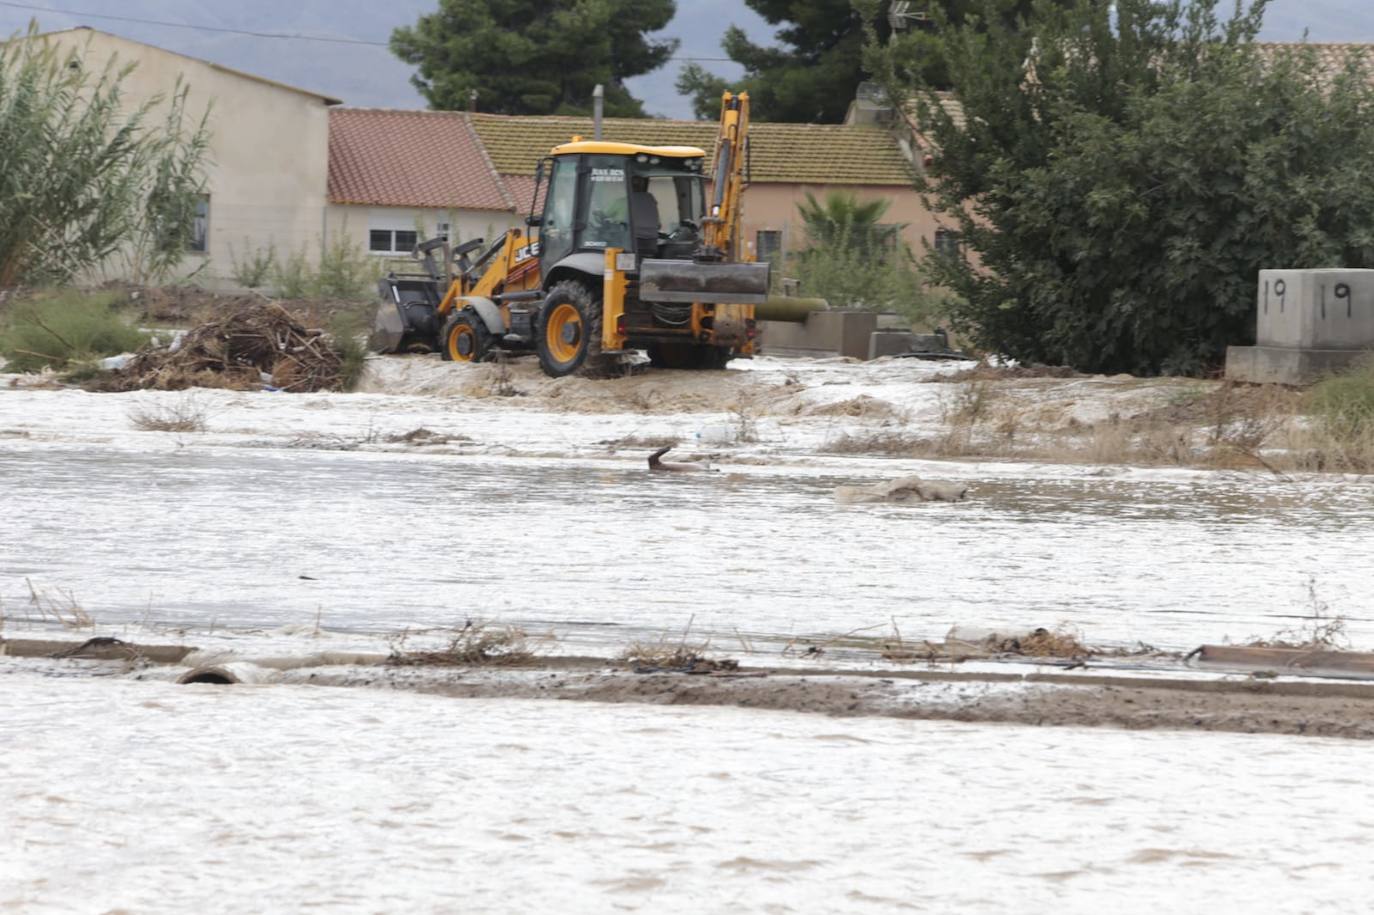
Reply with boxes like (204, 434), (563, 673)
(796, 191), (902, 255)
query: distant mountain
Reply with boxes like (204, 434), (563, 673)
(1, 0), (1370, 117)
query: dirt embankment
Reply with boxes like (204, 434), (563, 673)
(8, 632), (1374, 738)
(297, 664), (1374, 740)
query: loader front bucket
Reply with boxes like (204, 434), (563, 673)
(638, 258), (770, 305)
(369, 299), (407, 354)
(370, 274), (443, 354)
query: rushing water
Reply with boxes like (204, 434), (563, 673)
(2, 671), (1370, 914)
(3, 371), (1371, 913)
(2, 443), (1371, 652)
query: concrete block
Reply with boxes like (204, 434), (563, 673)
(1228, 270), (1374, 383)
(869, 331), (918, 359)
(1257, 269), (1374, 349)
(759, 311), (877, 360)
(1225, 344), (1368, 385)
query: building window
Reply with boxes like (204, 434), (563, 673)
(369, 228), (418, 254)
(436, 222), (451, 241)
(756, 229), (782, 262)
(189, 195), (210, 253)
(933, 228), (961, 257)
(873, 223), (901, 258)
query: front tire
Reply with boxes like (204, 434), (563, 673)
(440, 310), (491, 363)
(536, 281), (613, 377)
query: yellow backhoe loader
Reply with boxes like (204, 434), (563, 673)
(371, 92), (768, 376)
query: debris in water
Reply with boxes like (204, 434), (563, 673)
(386, 427), (471, 446)
(944, 625), (1088, 659)
(101, 302), (342, 393)
(385, 623), (535, 667)
(648, 446), (708, 473)
(834, 476), (968, 504)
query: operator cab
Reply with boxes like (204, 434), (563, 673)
(534, 141), (708, 265)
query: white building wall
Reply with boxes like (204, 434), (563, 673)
(42, 29), (333, 284)
(325, 205), (520, 269)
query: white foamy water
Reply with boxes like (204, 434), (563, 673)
(1, 670), (1369, 914)
(1, 442), (1370, 653)
(2, 356), (1371, 654)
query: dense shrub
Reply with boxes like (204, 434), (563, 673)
(865, 0), (1374, 375)
(1309, 358), (1374, 442)
(0, 291), (147, 371)
(0, 25), (209, 287)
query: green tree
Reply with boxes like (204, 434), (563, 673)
(797, 191), (900, 254)
(884, 0), (1059, 89)
(392, 0), (677, 116)
(791, 191), (934, 318)
(865, 0), (1374, 375)
(677, 0), (1046, 122)
(0, 26), (210, 287)
(678, 0), (875, 122)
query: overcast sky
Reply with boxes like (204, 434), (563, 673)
(0, 0), (1368, 118)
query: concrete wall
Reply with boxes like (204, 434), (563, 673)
(42, 29), (333, 284)
(760, 311), (910, 360)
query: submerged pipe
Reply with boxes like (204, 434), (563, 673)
(177, 663), (276, 685)
(754, 296), (830, 323)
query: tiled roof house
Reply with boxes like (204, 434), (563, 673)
(466, 113), (915, 185)
(325, 109), (525, 258)
(31, 28), (1374, 284)
(328, 108), (928, 266)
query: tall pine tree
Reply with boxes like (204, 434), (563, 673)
(392, 0), (677, 116)
(678, 0), (873, 122)
(678, 0), (1044, 122)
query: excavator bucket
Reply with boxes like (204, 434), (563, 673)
(371, 274), (443, 354)
(638, 258), (770, 305)
(370, 295), (407, 354)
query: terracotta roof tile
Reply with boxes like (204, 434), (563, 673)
(1257, 42), (1374, 88)
(328, 109), (514, 211)
(502, 174), (545, 212)
(468, 113), (915, 186)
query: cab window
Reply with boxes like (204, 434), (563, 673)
(540, 156), (578, 264)
(629, 158), (705, 242)
(579, 155), (631, 251)
(643, 175), (703, 234)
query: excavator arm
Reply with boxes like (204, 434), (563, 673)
(637, 92), (769, 306)
(704, 91), (751, 261)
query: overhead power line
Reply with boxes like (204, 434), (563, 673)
(0, 0), (735, 61)
(0, 0), (387, 45)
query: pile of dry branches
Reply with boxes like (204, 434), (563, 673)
(108, 302), (342, 392)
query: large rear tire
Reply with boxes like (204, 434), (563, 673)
(535, 281), (615, 377)
(440, 310), (491, 363)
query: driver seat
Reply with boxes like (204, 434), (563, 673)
(631, 189), (660, 256)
